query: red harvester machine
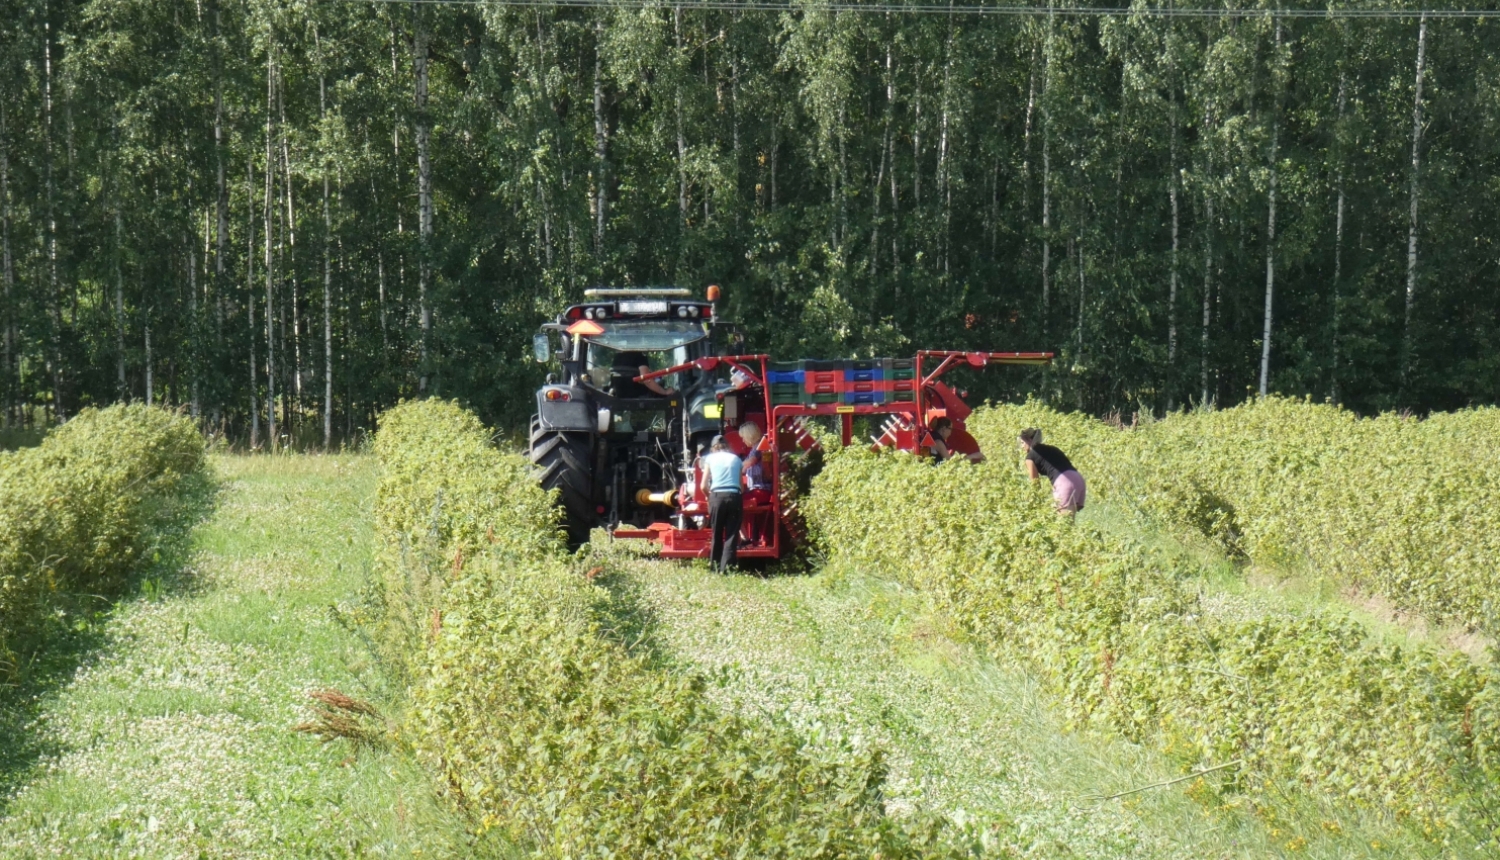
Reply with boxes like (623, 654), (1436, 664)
(614, 350), (1052, 560)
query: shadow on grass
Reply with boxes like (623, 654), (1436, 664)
(0, 472), (218, 806)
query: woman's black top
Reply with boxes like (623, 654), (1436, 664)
(1025, 443), (1075, 481)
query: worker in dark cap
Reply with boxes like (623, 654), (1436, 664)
(1019, 427), (1085, 514)
(697, 434), (744, 571)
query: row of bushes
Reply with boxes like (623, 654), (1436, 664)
(0, 404), (206, 662)
(966, 398), (1500, 632)
(803, 446), (1500, 836)
(373, 401), (971, 857)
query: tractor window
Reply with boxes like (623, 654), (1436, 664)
(583, 320), (706, 353)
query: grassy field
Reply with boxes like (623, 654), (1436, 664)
(0, 451), (1475, 858)
(0, 455), (483, 859)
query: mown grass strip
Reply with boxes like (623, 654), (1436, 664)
(374, 400), (975, 858)
(0, 454), (482, 857)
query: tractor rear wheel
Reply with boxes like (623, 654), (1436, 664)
(530, 428), (596, 549)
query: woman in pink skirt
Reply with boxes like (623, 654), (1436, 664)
(1019, 428), (1085, 514)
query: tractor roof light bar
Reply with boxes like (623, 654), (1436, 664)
(583, 288), (693, 298)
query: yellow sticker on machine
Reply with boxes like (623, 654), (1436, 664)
(703, 403), (721, 418)
(835, 405), (856, 414)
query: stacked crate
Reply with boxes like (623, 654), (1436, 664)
(766, 358), (917, 406)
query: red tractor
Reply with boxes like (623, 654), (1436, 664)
(528, 284), (1051, 557)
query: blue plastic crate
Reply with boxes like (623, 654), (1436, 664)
(766, 370), (805, 384)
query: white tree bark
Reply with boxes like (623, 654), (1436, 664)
(1, 98), (14, 423)
(1076, 239), (1086, 350)
(1332, 69), (1348, 406)
(593, 21), (608, 253)
(872, 41), (892, 279)
(1167, 66), (1181, 393)
(277, 74), (299, 425)
(321, 72), (333, 449)
(1403, 15), (1428, 386)
(1201, 191), (1214, 408)
(187, 220), (199, 418)
(1259, 19), (1283, 399)
(114, 202), (126, 399)
(1040, 11), (1055, 332)
(1259, 129), (1278, 399)
(214, 1), (227, 343)
(247, 162), (259, 449)
(264, 53), (278, 449)
(674, 6), (688, 225)
(414, 4), (433, 394)
(43, 1), (66, 420)
(144, 311), (153, 405)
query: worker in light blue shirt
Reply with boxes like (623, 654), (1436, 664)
(697, 435), (743, 571)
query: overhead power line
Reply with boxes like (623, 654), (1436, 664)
(335, 0), (1497, 18)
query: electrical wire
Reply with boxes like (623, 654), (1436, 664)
(331, 0), (1499, 19)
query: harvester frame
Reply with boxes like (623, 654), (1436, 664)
(528, 284), (1052, 559)
(614, 350), (1053, 560)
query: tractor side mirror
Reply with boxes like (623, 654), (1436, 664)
(533, 332), (551, 363)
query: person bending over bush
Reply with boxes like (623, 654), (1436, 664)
(1019, 427), (1086, 514)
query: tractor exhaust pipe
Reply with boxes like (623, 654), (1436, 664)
(635, 488), (677, 507)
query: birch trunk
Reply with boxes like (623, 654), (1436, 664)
(1168, 88), (1181, 381)
(872, 42), (891, 279)
(1076, 239), (1085, 351)
(1403, 15), (1428, 386)
(264, 53), (278, 450)
(1260, 126), (1278, 398)
(248, 162), (259, 448)
(674, 6), (688, 226)
(114, 203), (126, 398)
(912, 79), (922, 207)
(1201, 192), (1214, 408)
(279, 81), (300, 422)
(593, 22), (608, 252)
(1040, 10), (1054, 333)
(43, 2), (66, 420)
(321, 73), (333, 449)
(0, 98), (13, 423)
(1259, 19), (1283, 399)
(1022, 39), (1038, 214)
(144, 311), (153, 404)
(1201, 103), (1215, 408)
(188, 223), (199, 417)
(414, 4), (433, 394)
(938, 14), (953, 278)
(886, 50), (898, 275)
(1332, 70), (1348, 405)
(212, 0), (226, 344)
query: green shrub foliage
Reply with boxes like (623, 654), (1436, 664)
(0, 404), (205, 657)
(374, 400), (956, 858)
(967, 398), (1500, 633)
(804, 444), (1499, 832)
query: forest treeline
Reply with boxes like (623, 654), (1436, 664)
(1, 0), (1497, 444)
